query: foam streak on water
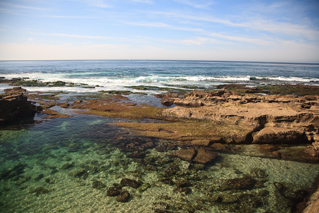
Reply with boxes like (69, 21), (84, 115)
(1, 60), (319, 93)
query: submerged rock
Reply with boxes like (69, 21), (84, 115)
(192, 148), (219, 164)
(127, 152), (146, 158)
(221, 194), (238, 203)
(92, 180), (106, 189)
(61, 162), (74, 170)
(219, 177), (257, 191)
(173, 148), (219, 164)
(174, 187), (192, 194)
(15, 176), (31, 186)
(70, 169), (89, 180)
(32, 186), (50, 196)
(164, 164), (179, 177)
(0, 163), (27, 180)
(120, 178), (142, 188)
(35, 174), (45, 181)
(173, 148), (196, 162)
(137, 183), (151, 192)
(116, 190), (130, 202)
(107, 187), (122, 196)
(250, 168), (268, 178)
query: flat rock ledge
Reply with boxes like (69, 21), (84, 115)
(163, 90), (319, 149)
(0, 87), (38, 125)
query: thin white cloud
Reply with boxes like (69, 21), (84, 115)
(175, 0), (214, 9)
(84, 0), (113, 8)
(147, 10), (319, 41)
(50, 33), (110, 40)
(0, 2), (46, 11)
(132, 0), (153, 4)
(181, 37), (210, 45)
(124, 21), (204, 32)
(209, 32), (275, 46)
(42, 15), (96, 19)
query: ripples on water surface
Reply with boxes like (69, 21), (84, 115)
(1, 60), (319, 94)
(1, 114), (319, 212)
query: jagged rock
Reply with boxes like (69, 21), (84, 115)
(0, 87), (38, 124)
(313, 142), (319, 150)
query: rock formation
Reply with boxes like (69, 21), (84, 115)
(163, 90), (319, 148)
(0, 87), (38, 125)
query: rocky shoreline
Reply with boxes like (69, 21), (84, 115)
(1, 84), (319, 212)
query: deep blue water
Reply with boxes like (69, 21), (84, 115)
(0, 60), (319, 93)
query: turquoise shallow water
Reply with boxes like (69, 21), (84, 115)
(1, 114), (319, 212)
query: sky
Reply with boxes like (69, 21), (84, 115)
(0, 0), (319, 62)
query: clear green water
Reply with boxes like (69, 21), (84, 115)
(1, 115), (319, 213)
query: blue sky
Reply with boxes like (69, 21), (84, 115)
(0, 0), (319, 62)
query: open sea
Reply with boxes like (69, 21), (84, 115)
(0, 60), (319, 93)
(1, 60), (319, 212)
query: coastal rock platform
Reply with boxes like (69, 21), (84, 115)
(163, 90), (319, 148)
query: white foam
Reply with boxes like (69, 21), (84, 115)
(1, 72), (318, 94)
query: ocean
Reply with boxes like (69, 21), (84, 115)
(1, 60), (319, 212)
(1, 60), (319, 93)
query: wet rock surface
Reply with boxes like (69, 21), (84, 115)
(116, 190), (130, 202)
(173, 148), (219, 164)
(0, 87), (38, 125)
(219, 176), (258, 191)
(120, 178), (142, 188)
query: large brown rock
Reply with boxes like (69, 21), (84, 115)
(173, 148), (196, 162)
(0, 87), (37, 125)
(253, 127), (307, 144)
